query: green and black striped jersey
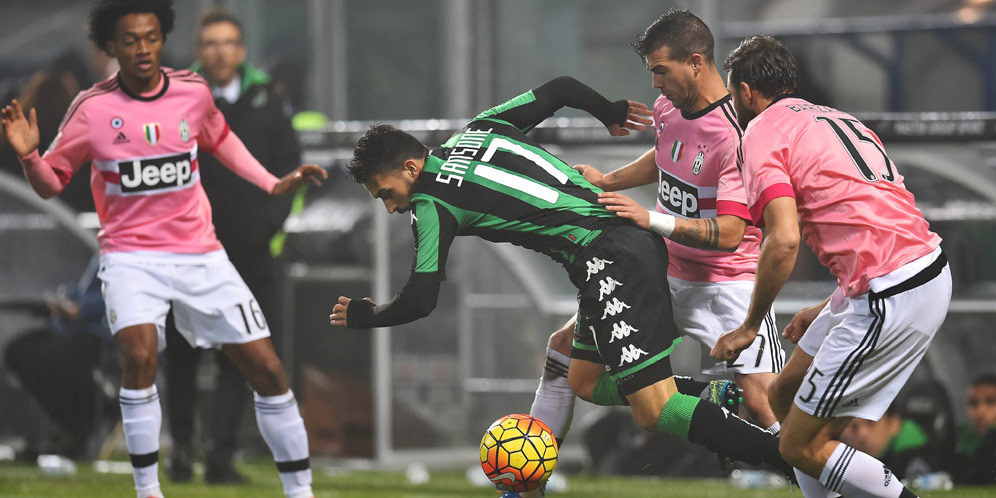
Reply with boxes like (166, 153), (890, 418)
(410, 82), (627, 281)
(346, 76), (628, 329)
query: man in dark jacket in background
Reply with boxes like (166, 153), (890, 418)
(165, 8), (301, 484)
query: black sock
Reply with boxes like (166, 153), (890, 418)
(686, 400), (792, 475)
(673, 375), (709, 396)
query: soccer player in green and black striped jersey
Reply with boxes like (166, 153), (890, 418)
(330, 76), (791, 479)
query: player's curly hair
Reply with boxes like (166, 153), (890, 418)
(349, 124), (428, 184)
(724, 35), (799, 99)
(632, 9), (715, 63)
(89, 0), (175, 56)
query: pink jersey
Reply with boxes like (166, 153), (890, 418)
(740, 96), (941, 296)
(653, 95), (761, 282)
(32, 68), (278, 254)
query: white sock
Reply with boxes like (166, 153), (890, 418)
(766, 421), (781, 434)
(529, 348), (574, 442)
(119, 385), (162, 495)
(819, 443), (908, 498)
(255, 390), (312, 498)
(795, 467), (838, 497)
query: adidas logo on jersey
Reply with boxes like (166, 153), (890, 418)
(118, 152), (193, 193)
(113, 132), (130, 144)
(658, 170), (700, 218)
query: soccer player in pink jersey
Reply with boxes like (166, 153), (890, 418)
(1, 1), (325, 497)
(522, 14), (785, 492)
(714, 35), (950, 498)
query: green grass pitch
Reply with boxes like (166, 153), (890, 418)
(1, 459), (994, 497)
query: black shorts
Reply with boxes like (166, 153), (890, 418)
(568, 225), (681, 397)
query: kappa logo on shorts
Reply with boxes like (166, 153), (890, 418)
(597, 277), (623, 302)
(585, 257), (613, 281)
(609, 321), (638, 343)
(601, 297), (631, 319)
(618, 344), (649, 366)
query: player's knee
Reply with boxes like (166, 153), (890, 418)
(122, 346), (157, 374)
(631, 403), (662, 433)
(567, 374), (593, 401)
(778, 431), (818, 467)
(246, 356), (287, 394)
(547, 326), (573, 356)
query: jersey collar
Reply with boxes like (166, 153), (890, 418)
(681, 94), (732, 120)
(116, 70), (170, 101)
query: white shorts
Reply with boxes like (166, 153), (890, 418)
(99, 250), (271, 350)
(668, 276), (785, 376)
(795, 248), (951, 420)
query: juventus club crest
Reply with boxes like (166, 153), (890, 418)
(143, 122), (162, 146)
(178, 119), (191, 143)
(693, 151), (705, 175)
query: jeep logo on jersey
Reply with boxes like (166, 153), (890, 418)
(658, 170), (699, 217)
(118, 152), (193, 193)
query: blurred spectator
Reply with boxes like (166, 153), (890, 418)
(841, 403), (939, 479)
(3, 256), (116, 459)
(0, 49), (116, 212)
(951, 373), (996, 484)
(164, 8), (300, 484)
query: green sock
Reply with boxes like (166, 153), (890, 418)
(656, 392), (701, 439)
(590, 373), (628, 406)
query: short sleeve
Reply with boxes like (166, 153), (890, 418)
(196, 87), (230, 153)
(715, 135), (751, 222)
(42, 99), (93, 186)
(741, 120), (795, 227)
(410, 197), (459, 280)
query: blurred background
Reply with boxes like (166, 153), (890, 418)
(0, 0), (994, 490)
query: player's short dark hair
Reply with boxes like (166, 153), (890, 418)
(971, 372), (996, 388)
(349, 124), (428, 184)
(724, 34), (799, 99)
(632, 9), (715, 63)
(197, 8), (244, 43)
(89, 0), (175, 56)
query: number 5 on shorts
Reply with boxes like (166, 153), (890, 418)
(798, 366), (824, 403)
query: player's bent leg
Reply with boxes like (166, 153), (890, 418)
(781, 404), (916, 497)
(115, 324), (165, 498)
(566, 357), (610, 403)
(768, 348), (813, 423)
(735, 372), (779, 430)
(529, 317), (576, 443)
(625, 374), (792, 475)
(222, 338), (312, 498)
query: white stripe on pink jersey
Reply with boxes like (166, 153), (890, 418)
(740, 96), (941, 297)
(653, 95), (761, 282)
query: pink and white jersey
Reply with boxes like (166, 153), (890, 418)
(43, 69), (235, 254)
(653, 95), (761, 282)
(740, 96), (941, 296)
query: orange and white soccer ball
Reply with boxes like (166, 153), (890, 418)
(480, 414), (559, 492)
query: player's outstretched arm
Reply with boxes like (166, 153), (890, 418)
(329, 275), (441, 329)
(479, 76), (651, 135)
(1, 99), (40, 157)
(575, 147), (657, 191)
(711, 196), (799, 365)
(3, 99), (70, 199)
(271, 165), (327, 196)
(598, 191), (746, 251)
